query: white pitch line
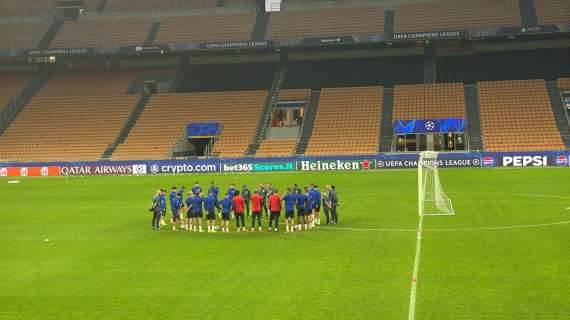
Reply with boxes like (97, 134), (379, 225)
(427, 220), (570, 231)
(321, 226), (416, 232)
(407, 214), (424, 320)
(447, 191), (570, 200)
(324, 220), (570, 233)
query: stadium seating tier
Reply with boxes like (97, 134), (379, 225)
(393, 83), (466, 120)
(305, 86), (382, 156)
(112, 91), (267, 159)
(478, 79), (565, 152)
(266, 5), (384, 39)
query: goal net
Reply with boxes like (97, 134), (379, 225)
(418, 151), (455, 216)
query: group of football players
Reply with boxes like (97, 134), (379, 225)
(150, 181), (340, 233)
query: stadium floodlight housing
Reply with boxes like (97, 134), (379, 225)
(418, 151), (455, 216)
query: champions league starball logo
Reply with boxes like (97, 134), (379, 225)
(150, 164), (159, 174)
(472, 158), (481, 166)
(424, 121), (435, 131)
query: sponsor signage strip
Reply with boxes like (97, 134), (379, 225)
(5, 24), (568, 58)
(0, 152), (568, 177)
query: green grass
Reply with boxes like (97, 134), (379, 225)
(1, 168), (569, 319)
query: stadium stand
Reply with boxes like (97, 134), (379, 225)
(0, 0), (56, 17)
(255, 139), (297, 157)
(534, 0), (570, 24)
(111, 91), (267, 159)
(181, 63), (277, 92)
(477, 79), (566, 151)
(277, 88), (311, 101)
(304, 86), (382, 156)
(393, 83), (466, 119)
(105, 0), (217, 11)
(436, 48), (570, 84)
(558, 78), (570, 90)
(153, 13), (255, 44)
(285, 57), (423, 89)
(0, 71), (34, 110)
(50, 16), (153, 48)
(394, 0), (522, 32)
(104, 0), (250, 12)
(265, 4), (384, 39)
(0, 21), (49, 50)
(0, 69), (141, 161)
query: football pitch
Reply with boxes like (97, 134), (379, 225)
(1, 167), (569, 320)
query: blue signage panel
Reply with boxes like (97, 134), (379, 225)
(393, 118), (467, 134)
(187, 123), (221, 138)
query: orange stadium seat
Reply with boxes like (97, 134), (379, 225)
(50, 16), (153, 48)
(277, 89), (311, 101)
(255, 139), (297, 157)
(112, 91), (267, 160)
(557, 78), (570, 91)
(304, 86), (382, 156)
(0, 21), (49, 50)
(478, 79), (565, 152)
(0, 71), (34, 110)
(154, 13), (255, 44)
(393, 83), (466, 120)
(266, 4), (384, 39)
(106, 0), (218, 12)
(0, 68), (143, 162)
(535, 0), (570, 24)
(394, 0), (521, 33)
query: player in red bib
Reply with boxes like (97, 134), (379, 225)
(232, 190), (247, 232)
(268, 190), (282, 232)
(250, 190), (263, 232)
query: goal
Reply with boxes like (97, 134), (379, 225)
(418, 151), (455, 216)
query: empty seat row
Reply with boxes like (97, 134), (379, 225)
(393, 83), (466, 120)
(478, 79), (565, 152)
(305, 86), (383, 156)
(112, 91), (267, 159)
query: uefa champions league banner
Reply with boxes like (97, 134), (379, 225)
(0, 152), (568, 177)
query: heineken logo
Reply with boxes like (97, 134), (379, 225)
(298, 159), (374, 171)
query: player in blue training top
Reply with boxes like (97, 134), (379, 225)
(204, 192), (217, 233)
(304, 188), (314, 230)
(208, 181), (220, 206)
(310, 184), (322, 226)
(295, 189), (307, 231)
(169, 186), (177, 226)
(191, 181), (202, 197)
(177, 187), (187, 229)
(219, 194), (233, 233)
(159, 189), (167, 226)
(170, 193), (183, 231)
(191, 192), (204, 232)
(169, 186), (177, 202)
(227, 183), (237, 199)
(282, 188), (297, 233)
(185, 192), (194, 231)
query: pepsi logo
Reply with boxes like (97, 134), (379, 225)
(556, 155), (568, 166)
(482, 156), (495, 166)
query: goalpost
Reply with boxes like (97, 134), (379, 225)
(418, 151), (455, 216)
